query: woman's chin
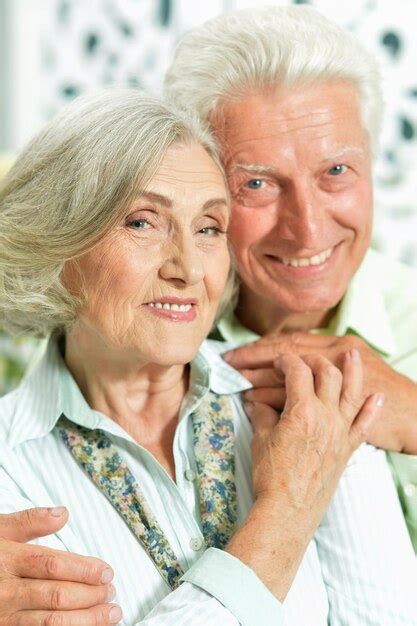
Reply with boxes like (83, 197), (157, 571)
(141, 343), (202, 368)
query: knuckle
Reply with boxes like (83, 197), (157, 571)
(0, 579), (13, 604)
(42, 554), (60, 578)
(50, 584), (67, 610)
(79, 561), (98, 584)
(44, 612), (65, 626)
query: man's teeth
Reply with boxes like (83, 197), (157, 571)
(280, 247), (333, 267)
(148, 302), (193, 311)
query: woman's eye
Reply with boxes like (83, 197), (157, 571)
(128, 218), (152, 229)
(328, 164), (348, 176)
(199, 226), (223, 236)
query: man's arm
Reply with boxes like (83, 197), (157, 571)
(224, 333), (417, 453)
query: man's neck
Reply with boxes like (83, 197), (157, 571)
(236, 289), (333, 336)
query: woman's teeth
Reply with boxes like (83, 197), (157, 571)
(148, 302), (193, 311)
(280, 247), (333, 267)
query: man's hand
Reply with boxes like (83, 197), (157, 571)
(224, 333), (417, 454)
(0, 507), (123, 625)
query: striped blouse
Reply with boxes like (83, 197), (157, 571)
(0, 336), (416, 625)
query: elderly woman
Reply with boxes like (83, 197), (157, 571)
(0, 90), (416, 626)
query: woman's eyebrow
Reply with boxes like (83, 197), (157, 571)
(137, 191), (173, 207)
(202, 198), (229, 211)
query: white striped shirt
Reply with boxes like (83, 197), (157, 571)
(0, 337), (416, 625)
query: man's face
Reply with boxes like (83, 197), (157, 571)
(213, 82), (373, 324)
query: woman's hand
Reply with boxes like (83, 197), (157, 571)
(226, 350), (384, 601)
(0, 508), (122, 625)
(249, 350), (384, 512)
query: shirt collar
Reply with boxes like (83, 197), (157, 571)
(327, 250), (397, 356)
(9, 336), (250, 448)
(217, 250), (397, 357)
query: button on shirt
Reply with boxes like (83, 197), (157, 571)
(217, 248), (417, 553)
(0, 334), (416, 625)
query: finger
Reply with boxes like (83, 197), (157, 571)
(244, 387), (286, 408)
(240, 367), (285, 388)
(10, 578), (115, 611)
(244, 402), (280, 434)
(275, 354), (315, 409)
(349, 393), (385, 449)
(223, 340), (285, 369)
(302, 354), (343, 405)
(7, 542), (114, 586)
(0, 508), (68, 542)
(15, 603), (123, 625)
(286, 331), (337, 347)
(339, 349), (364, 420)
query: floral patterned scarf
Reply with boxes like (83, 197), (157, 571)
(57, 390), (238, 589)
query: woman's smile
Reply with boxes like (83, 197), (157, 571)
(142, 297), (198, 322)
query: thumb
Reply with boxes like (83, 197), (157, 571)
(349, 393), (385, 449)
(0, 507), (68, 542)
(245, 401), (280, 435)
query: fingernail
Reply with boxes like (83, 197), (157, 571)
(107, 584), (116, 602)
(374, 393), (385, 407)
(222, 352), (232, 363)
(109, 605), (122, 624)
(101, 568), (114, 584)
(349, 348), (360, 361)
(50, 506), (67, 517)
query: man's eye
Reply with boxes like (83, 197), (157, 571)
(328, 164), (348, 176)
(245, 179), (265, 189)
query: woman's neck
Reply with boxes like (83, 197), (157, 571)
(64, 326), (188, 478)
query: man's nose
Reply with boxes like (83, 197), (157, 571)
(158, 235), (205, 285)
(275, 182), (326, 249)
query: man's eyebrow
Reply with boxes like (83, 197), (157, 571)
(229, 163), (277, 176)
(136, 192), (228, 212)
(320, 147), (365, 162)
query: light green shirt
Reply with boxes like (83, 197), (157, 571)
(216, 248), (417, 551)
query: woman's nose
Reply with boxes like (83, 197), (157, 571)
(158, 237), (205, 285)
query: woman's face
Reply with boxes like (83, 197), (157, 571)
(69, 143), (231, 365)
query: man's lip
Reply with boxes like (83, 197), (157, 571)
(268, 244), (337, 262)
(143, 297), (198, 305)
(266, 242), (343, 263)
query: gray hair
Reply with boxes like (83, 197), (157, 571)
(0, 89), (235, 337)
(164, 5), (383, 153)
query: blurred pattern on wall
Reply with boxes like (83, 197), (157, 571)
(0, 0), (416, 394)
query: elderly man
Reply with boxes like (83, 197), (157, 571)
(164, 3), (417, 540)
(1, 6), (416, 624)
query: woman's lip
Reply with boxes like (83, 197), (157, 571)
(141, 303), (197, 322)
(144, 297), (198, 305)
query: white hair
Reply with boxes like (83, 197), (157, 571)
(164, 5), (383, 153)
(0, 89), (235, 337)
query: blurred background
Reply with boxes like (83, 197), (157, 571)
(0, 0), (416, 393)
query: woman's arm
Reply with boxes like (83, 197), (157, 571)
(315, 444), (417, 625)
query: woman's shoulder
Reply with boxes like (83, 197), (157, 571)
(0, 387), (22, 444)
